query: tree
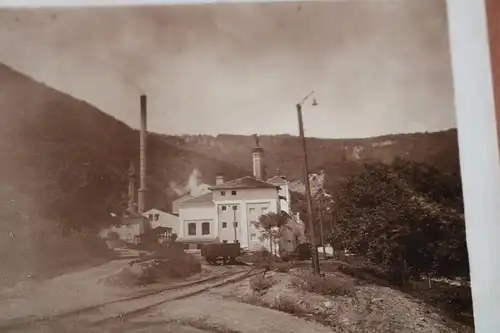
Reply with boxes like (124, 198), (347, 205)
(254, 211), (290, 255)
(34, 155), (129, 232)
(313, 189), (335, 246)
(290, 187), (335, 247)
(329, 159), (469, 283)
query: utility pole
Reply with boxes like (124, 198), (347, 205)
(138, 94), (149, 214)
(296, 97), (320, 275)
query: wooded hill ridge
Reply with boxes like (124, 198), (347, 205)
(0, 62), (461, 232)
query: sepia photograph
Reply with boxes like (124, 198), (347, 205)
(0, 1), (475, 332)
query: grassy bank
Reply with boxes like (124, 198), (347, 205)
(0, 222), (115, 289)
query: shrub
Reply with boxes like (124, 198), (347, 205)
(272, 295), (304, 315)
(253, 248), (272, 262)
(134, 246), (202, 284)
(250, 248), (286, 275)
(249, 275), (275, 292)
(273, 262), (292, 273)
(279, 252), (293, 262)
(292, 271), (354, 296)
(338, 263), (387, 282)
(104, 231), (119, 241)
(241, 293), (262, 305)
(256, 247), (271, 256)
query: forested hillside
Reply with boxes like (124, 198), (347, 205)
(0, 63), (463, 286)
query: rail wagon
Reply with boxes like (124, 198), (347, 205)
(201, 243), (241, 265)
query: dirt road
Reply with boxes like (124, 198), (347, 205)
(0, 262), (259, 331)
(139, 295), (338, 333)
(0, 248), (145, 322)
(0, 258), (339, 333)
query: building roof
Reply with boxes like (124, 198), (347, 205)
(143, 208), (170, 215)
(120, 215), (148, 224)
(179, 192), (214, 206)
(267, 175), (289, 185)
(172, 194), (194, 204)
(211, 176), (278, 190)
(123, 210), (146, 219)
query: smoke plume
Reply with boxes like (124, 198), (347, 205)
(168, 168), (207, 197)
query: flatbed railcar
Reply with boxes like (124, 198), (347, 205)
(201, 243), (242, 265)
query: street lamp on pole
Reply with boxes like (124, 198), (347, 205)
(296, 91), (321, 275)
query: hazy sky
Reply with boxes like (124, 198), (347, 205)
(0, 0), (455, 138)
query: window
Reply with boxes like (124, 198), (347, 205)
(233, 222), (238, 228)
(261, 207), (268, 214)
(154, 214), (159, 221)
(221, 191), (226, 196)
(148, 214), (154, 221)
(232, 205), (238, 211)
(231, 190), (237, 196)
(202, 222), (210, 235)
(222, 222), (227, 228)
(249, 208), (256, 214)
(188, 223), (196, 236)
(221, 205), (227, 211)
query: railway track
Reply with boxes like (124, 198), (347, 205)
(0, 266), (262, 332)
(90, 266), (262, 326)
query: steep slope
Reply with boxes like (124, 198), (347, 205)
(0, 63), (247, 286)
(0, 63), (248, 227)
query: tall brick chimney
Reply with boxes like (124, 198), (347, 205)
(138, 94), (148, 213)
(127, 161), (138, 215)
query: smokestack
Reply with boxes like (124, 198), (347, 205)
(138, 94), (148, 213)
(216, 174), (224, 185)
(127, 161), (138, 215)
